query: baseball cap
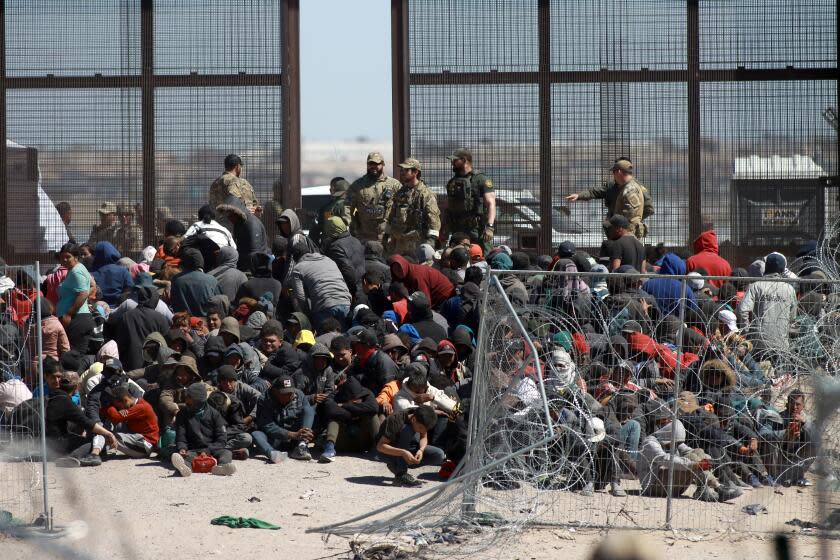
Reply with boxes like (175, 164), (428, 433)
(348, 327), (378, 347)
(606, 215), (631, 229)
(366, 152), (385, 164)
(611, 159), (634, 172)
(718, 309), (738, 333)
(621, 321), (643, 334)
(98, 201), (117, 215)
(557, 240), (576, 258)
(272, 375), (296, 394)
(398, 158), (422, 170)
(103, 358), (123, 372)
(446, 148), (472, 162)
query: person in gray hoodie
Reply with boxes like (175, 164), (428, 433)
(208, 246), (247, 302)
(290, 239), (352, 331)
(736, 252), (797, 359)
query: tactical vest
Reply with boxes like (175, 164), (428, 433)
(446, 172), (484, 217)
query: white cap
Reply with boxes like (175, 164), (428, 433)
(719, 309), (738, 333)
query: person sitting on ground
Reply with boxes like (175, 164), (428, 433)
(42, 361), (118, 468)
(259, 320), (303, 381)
(170, 382), (236, 477)
(317, 371), (379, 463)
(346, 327), (400, 405)
(170, 248), (222, 317)
(376, 405), (446, 487)
(102, 384), (160, 458)
(405, 291), (447, 343)
(207, 390), (254, 460)
(235, 253), (283, 308)
(216, 365), (260, 431)
(208, 246), (247, 303)
(253, 375), (315, 463)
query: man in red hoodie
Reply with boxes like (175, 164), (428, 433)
(686, 230), (731, 288)
(103, 385), (160, 458)
(388, 255), (455, 308)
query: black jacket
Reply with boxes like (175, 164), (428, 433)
(45, 391), (97, 452)
(113, 286), (170, 371)
(347, 350), (400, 395)
(260, 341), (304, 381)
(235, 276), (283, 307)
(175, 404), (228, 452)
(216, 195), (269, 272)
(332, 376), (378, 417)
(324, 232), (365, 295)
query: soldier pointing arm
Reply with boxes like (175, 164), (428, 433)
(566, 157), (653, 239)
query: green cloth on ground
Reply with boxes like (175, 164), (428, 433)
(210, 516), (281, 530)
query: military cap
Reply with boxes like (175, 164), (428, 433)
(446, 148), (472, 162)
(398, 158), (422, 171)
(366, 152), (385, 164)
(98, 201), (117, 215)
(611, 159), (634, 172)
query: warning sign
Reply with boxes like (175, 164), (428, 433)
(761, 207), (800, 227)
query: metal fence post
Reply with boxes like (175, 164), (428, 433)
(664, 276), (688, 529)
(35, 261), (51, 531)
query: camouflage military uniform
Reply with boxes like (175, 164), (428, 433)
(87, 224), (119, 247)
(577, 179), (653, 239)
(444, 170), (494, 244)
(112, 204), (143, 258)
(208, 171), (258, 213)
(348, 174), (401, 243)
(384, 180), (441, 256)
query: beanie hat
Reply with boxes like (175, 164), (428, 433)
(416, 243), (435, 264)
(747, 259), (765, 278)
(186, 382), (208, 404)
(764, 252), (787, 275)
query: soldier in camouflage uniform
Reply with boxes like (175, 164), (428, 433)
(87, 201), (120, 247)
(310, 177), (353, 246)
(208, 154), (260, 216)
(114, 204), (143, 259)
(383, 158), (441, 256)
(443, 148), (496, 251)
(565, 157), (654, 239)
(348, 152), (401, 243)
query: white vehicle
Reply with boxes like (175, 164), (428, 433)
(5, 139), (69, 253)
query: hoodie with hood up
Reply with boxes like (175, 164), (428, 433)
(91, 242), (134, 306)
(114, 286), (170, 371)
(686, 230), (731, 287)
(208, 246), (248, 302)
(322, 217), (365, 295)
(389, 255), (455, 308)
(641, 253), (699, 317)
(736, 254), (797, 354)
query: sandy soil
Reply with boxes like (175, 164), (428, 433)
(0, 454), (833, 560)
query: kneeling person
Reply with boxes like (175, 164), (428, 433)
(376, 405), (445, 487)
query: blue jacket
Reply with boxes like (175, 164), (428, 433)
(641, 253), (698, 317)
(91, 242), (134, 306)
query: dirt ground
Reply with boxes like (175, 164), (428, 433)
(0, 454), (833, 560)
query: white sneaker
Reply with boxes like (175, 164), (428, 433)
(211, 463), (236, 476)
(170, 453), (192, 477)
